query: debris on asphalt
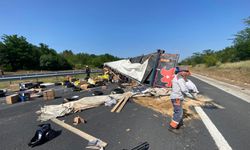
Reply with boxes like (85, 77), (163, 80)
(28, 123), (61, 147)
(37, 94), (123, 121)
(51, 118), (107, 149)
(2, 50), (221, 148)
(88, 78), (96, 85)
(19, 91), (31, 102)
(104, 96), (117, 106)
(153, 114), (159, 118)
(92, 90), (104, 96)
(0, 89), (7, 97)
(73, 116), (86, 125)
(40, 83), (55, 87)
(6, 94), (19, 104)
(133, 95), (214, 120)
(129, 141), (150, 150)
(86, 139), (105, 150)
(43, 89), (55, 100)
(111, 87), (125, 94)
(19, 82), (38, 90)
(111, 92), (132, 113)
(80, 84), (89, 90)
(63, 95), (80, 103)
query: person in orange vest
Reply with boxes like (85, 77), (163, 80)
(168, 67), (194, 133)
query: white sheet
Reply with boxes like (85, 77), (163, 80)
(104, 59), (149, 82)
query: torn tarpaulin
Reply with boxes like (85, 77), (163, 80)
(37, 94), (123, 122)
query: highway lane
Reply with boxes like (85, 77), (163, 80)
(1, 76), (249, 149)
(191, 76), (250, 150)
(0, 83), (217, 150)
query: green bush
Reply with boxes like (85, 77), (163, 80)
(204, 55), (217, 67)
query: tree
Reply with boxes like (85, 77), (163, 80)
(40, 54), (72, 70)
(0, 34), (118, 71)
(234, 17), (250, 60)
(234, 17), (250, 44)
(0, 34), (34, 71)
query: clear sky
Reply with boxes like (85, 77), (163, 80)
(0, 0), (249, 59)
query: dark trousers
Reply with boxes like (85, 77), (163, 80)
(169, 98), (183, 128)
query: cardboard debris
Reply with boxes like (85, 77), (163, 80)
(6, 94), (19, 104)
(43, 89), (55, 100)
(25, 88), (43, 99)
(30, 94), (43, 99)
(80, 84), (89, 90)
(88, 78), (96, 85)
(73, 116), (86, 125)
(26, 88), (43, 93)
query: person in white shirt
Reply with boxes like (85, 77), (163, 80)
(168, 67), (194, 133)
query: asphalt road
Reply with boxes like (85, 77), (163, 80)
(0, 78), (249, 150)
(190, 76), (250, 150)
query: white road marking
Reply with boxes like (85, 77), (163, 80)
(211, 102), (225, 109)
(192, 74), (250, 103)
(195, 106), (232, 150)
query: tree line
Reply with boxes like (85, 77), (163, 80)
(0, 35), (119, 71)
(180, 17), (250, 67)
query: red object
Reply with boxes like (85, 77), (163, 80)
(160, 68), (175, 87)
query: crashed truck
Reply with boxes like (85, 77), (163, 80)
(104, 49), (179, 88)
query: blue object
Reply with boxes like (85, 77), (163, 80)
(175, 67), (180, 74)
(19, 92), (30, 102)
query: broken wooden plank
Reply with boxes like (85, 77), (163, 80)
(51, 118), (108, 148)
(116, 93), (132, 113)
(111, 95), (125, 112)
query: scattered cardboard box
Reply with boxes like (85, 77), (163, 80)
(43, 89), (55, 100)
(80, 84), (89, 90)
(73, 116), (86, 125)
(6, 94), (19, 104)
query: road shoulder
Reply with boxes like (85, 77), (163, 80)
(192, 73), (250, 103)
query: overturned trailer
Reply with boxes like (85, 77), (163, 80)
(104, 50), (179, 88)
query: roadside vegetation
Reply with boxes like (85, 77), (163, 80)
(189, 61), (250, 88)
(180, 17), (250, 88)
(0, 35), (119, 71)
(181, 16), (250, 67)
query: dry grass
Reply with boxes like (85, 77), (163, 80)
(190, 60), (250, 89)
(219, 60), (250, 71)
(133, 95), (213, 121)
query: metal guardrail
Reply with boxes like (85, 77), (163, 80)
(0, 70), (101, 82)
